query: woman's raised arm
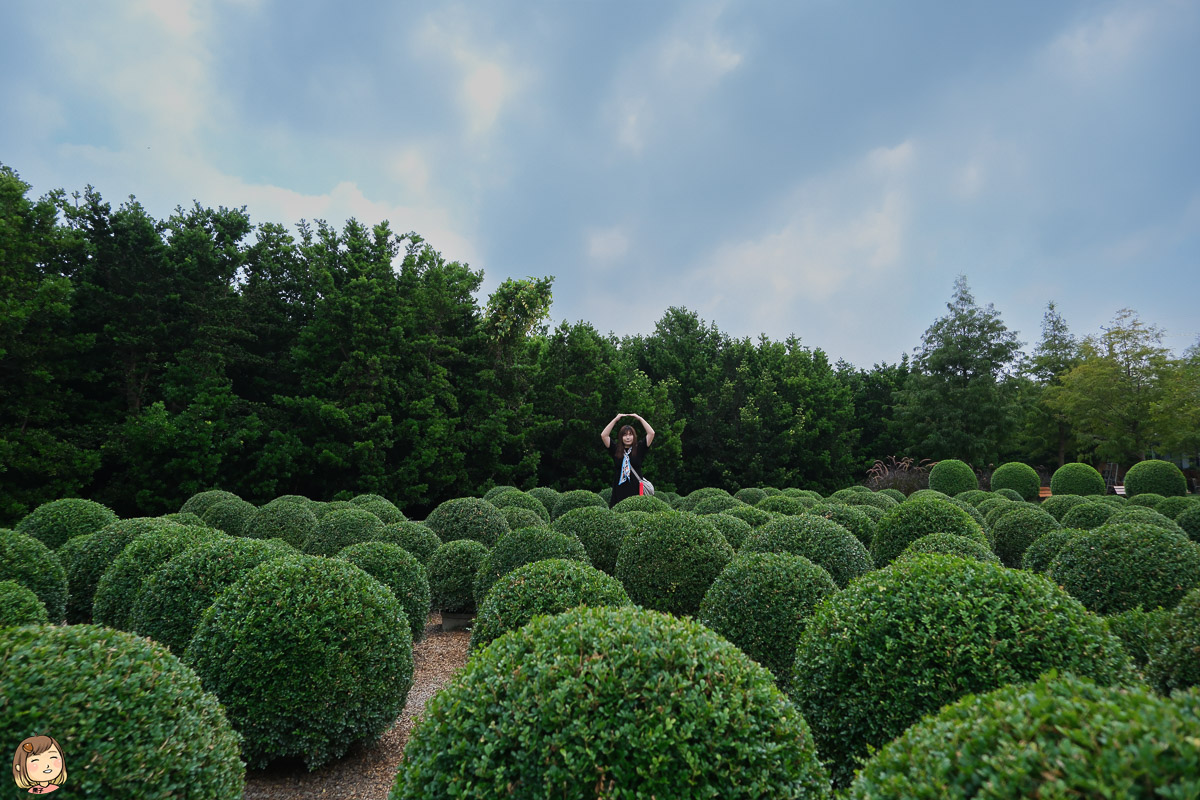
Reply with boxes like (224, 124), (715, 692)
(599, 413), (622, 449)
(630, 413), (655, 447)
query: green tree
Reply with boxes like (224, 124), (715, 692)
(1019, 302), (1082, 467)
(1154, 339), (1200, 462)
(838, 355), (910, 471)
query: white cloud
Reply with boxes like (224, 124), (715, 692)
(587, 226), (631, 262)
(1046, 4), (1157, 80)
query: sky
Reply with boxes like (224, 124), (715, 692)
(3, 0), (1198, 368)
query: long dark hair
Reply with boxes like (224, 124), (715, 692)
(609, 424), (637, 458)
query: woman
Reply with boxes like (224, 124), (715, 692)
(600, 413), (655, 508)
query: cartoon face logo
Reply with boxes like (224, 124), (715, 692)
(11, 736), (67, 794)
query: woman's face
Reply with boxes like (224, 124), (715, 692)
(621, 430), (636, 447)
(28, 746), (63, 782)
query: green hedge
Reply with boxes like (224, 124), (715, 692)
(614, 512), (734, 616)
(428, 539), (490, 614)
(15, 497), (118, 550)
(927, 459), (978, 496)
(550, 506), (632, 575)
(1124, 459), (1187, 497)
(1050, 462), (1106, 496)
(870, 496), (987, 567)
(473, 527), (590, 605)
(741, 515), (872, 589)
(0, 579), (48, 627)
(0, 529), (67, 623)
(338, 541), (431, 643)
(991, 505), (1061, 568)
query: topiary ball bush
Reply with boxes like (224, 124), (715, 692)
(242, 499), (318, 547)
(741, 515), (872, 589)
(846, 672), (1200, 799)
(693, 494), (748, 515)
(350, 493), (407, 523)
(612, 494), (673, 514)
(1106, 605), (1170, 669)
(180, 489), (241, 519)
(312, 500), (356, 519)
(698, 552), (837, 689)
(1021, 528), (1086, 573)
(389, 606), (831, 800)
(756, 495), (816, 516)
(488, 489), (551, 523)
(428, 539), (490, 614)
(338, 541), (431, 643)
(525, 486), (560, 517)
(550, 506), (632, 575)
(424, 497), (510, 546)
(185, 557), (414, 770)
(1156, 495), (1195, 521)
(469, 558), (631, 652)
(0, 579), (48, 627)
(614, 512), (734, 617)
(1, 624), (244, 798)
(0, 529), (67, 623)
(1127, 492), (1167, 509)
(599, 487), (613, 505)
(870, 496), (987, 567)
(877, 488), (907, 503)
(907, 489), (950, 502)
(837, 491), (899, 512)
(1049, 524), (1200, 614)
(1039, 493), (1090, 522)
(1107, 505), (1187, 536)
(200, 496), (257, 536)
(500, 506), (547, 531)
(1147, 585), (1200, 695)
(927, 459), (978, 496)
(723, 504), (777, 528)
(375, 521), (442, 565)
(1050, 462), (1106, 497)
(807, 502), (876, 549)
(15, 497), (118, 550)
(706, 512), (754, 550)
(1124, 459), (1188, 497)
(302, 507), (386, 557)
(895, 532), (1000, 565)
(473, 527), (590, 605)
(990, 462), (1041, 501)
(551, 489), (608, 520)
(734, 487), (768, 506)
(678, 487), (734, 513)
(991, 505), (1061, 568)
(789, 555), (1133, 790)
(60, 518), (180, 624)
(1089, 493), (1127, 506)
(992, 487), (1025, 502)
(1061, 500), (1120, 530)
(1177, 502), (1200, 543)
(954, 489), (991, 506)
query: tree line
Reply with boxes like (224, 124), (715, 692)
(2, 165), (1196, 523)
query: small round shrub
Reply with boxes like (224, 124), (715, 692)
(1039, 493), (1089, 522)
(390, 606), (831, 799)
(129, 537), (299, 654)
(790, 555), (1133, 789)
(375, 521), (441, 565)
(677, 487), (734, 512)
(303, 507), (386, 556)
(500, 505), (547, 531)
(807, 503), (876, 549)
(954, 489), (990, 506)
(612, 494), (674, 514)
(830, 487), (871, 499)
(473, 527), (590, 605)
(551, 489), (607, 520)
(876, 488), (907, 503)
(15, 497), (118, 550)
(200, 496), (257, 535)
(161, 511), (209, 526)
(787, 488), (827, 500)
(1107, 505), (1187, 536)
(975, 495), (1010, 518)
(599, 487), (613, 505)
(1106, 605), (1170, 669)
(1177, 502), (1200, 542)
(741, 515), (873, 589)
(242, 499), (318, 547)
(0, 579), (48, 626)
(469, 559), (631, 651)
(983, 499), (1023, 531)
(1049, 524), (1200, 614)
(706, 512), (754, 550)
(838, 492), (899, 511)
(338, 541), (431, 642)
(693, 494), (747, 515)
(614, 513), (734, 617)
(734, 487), (768, 506)
(847, 673), (1200, 799)
(1, 624), (244, 797)
(927, 459), (978, 496)
(1050, 462), (1106, 497)
(0, 529), (67, 622)
(525, 486), (559, 517)
(483, 485), (517, 501)
(185, 557), (413, 770)
(870, 496), (987, 567)
(907, 489), (950, 502)
(1147, 586), (1200, 694)
(488, 489), (551, 523)
(895, 533), (1000, 565)
(269, 493), (318, 511)
(423, 497), (511, 547)
(312, 499), (356, 518)
(756, 495), (815, 515)
(179, 489), (241, 518)
(699, 552), (837, 688)
(855, 504), (886, 524)
(948, 497), (988, 533)
(1124, 459), (1187, 497)
(1156, 495), (1195, 521)
(549, 507), (631, 575)
(61, 518), (181, 624)
(990, 462), (1041, 501)
(353, 497), (407, 524)
(723, 504), (777, 527)
(1021, 528), (1085, 573)
(1127, 491), (1167, 509)
(428, 539), (490, 614)
(1089, 493), (1127, 506)
(1061, 500), (1120, 530)
(992, 487), (1025, 502)
(991, 505), (1061, 567)
(658, 489), (681, 507)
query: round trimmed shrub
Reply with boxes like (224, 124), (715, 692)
(488, 489), (551, 523)
(15, 497), (118, 550)
(0, 579), (48, 626)
(658, 489), (682, 507)
(1049, 524), (1200, 614)
(846, 672), (1200, 799)
(983, 499), (1024, 531)
(1147, 586), (1200, 694)
(302, 506), (386, 557)
(161, 511), (209, 526)
(1089, 493), (1127, 506)
(269, 493), (317, 510)
(473, 527), (590, 605)
(693, 494), (747, 515)
(551, 489), (607, 520)
(787, 488), (827, 500)
(734, 487), (768, 506)
(1177, 502), (1200, 542)
(312, 499), (356, 518)
(1107, 505), (1187, 536)
(525, 486), (559, 517)
(954, 489), (990, 506)
(1124, 459), (1187, 497)
(756, 495), (815, 515)
(870, 496), (987, 567)
(992, 487), (1025, 502)
(129, 537), (299, 654)
(927, 459), (978, 496)
(500, 506), (547, 531)
(1106, 605), (1170, 669)
(62, 518), (180, 624)
(612, 494), (674, 514)
(723, 504), (777, 527)
(614, 512), (734, 616)
(975, 495), (1010, 518)
(1127, 492), (1167, 509)
(353, 497), (407, 524)
(699, 552), (837, 688)
(599, 487), (613, 505)
(807, 503), (876, 549)
(1050, 462), (1106, 497)
(1021, 528), (1085, 573)
(469, 559), (631, 651)
(706, 512), (754, 550)
(550, 506), (632, 575)
(990, 462), (1041, 501)
(789, 555), (1133, 789)
(338, 541), (431, 643)
(948, 497), (988, 530)
(839, 491), (899, 512)
(742, 515), (872, 588)
(483, 485), (517, 501)
(200, 496), (257, 535)
(1040, 493), (1089, 522)
(185, 557), (414, 770)
(876, 488), (907, 503)
(428, 539), (489, 614)
(242, 499), (318, 547)
(423, 497), (510, 547)
(991, 505), (1061, 568)
(1, 624), (244, 797)
(855, 504), (886, 524)
(390, 606), (831, 799)
(830, 487), (871, 500)
(1062, 500), (1119, 530)
(678, 487), (734, 512)
(1156, 495), (1195, 521)
(907, 489), (950, 502)
(0, 529), (67, 622)
(376, 521), (441, 565)
(180, 488), (240, 518)
(895, 533), (1000, 565)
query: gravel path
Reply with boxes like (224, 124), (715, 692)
(244, 612), (471, 800)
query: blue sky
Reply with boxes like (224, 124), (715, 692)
(4, 0), (1198, 367)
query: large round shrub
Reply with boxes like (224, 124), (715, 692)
(983, 499), (1024, 531)
(179, 488), (241, 518)
(200, 496), (257, 535)
(473, 527), (590, 605)
(847, 672), (1200, 799)
(699, 552), (837, 689)
(877, 488), (907, 503)
(990, 462), (1041, 500)
(1039, 492), (1089, 522)
(677, 487), (734, 512)
(390, 606), (831, 799)
(693, 494), (747, 515)
(185, 557), (414, 770)
(614, 512), (734, 616)
(312, 499), (356, 518)
(60, 517), (179, 623)
(789, 555), (1132, 789)
(948, 496), (988, 530)
(1147, 586), (1200, 694)
(488, 489), (551, 523)
(15, 497), (118, 550)
(907, 489), (950, 502)
(350, 493), (406, 523)
(991, 505), (1060, 568)
(424, 496), (510, 546)
(550, 506), (632, 575)
(895, 532), (1000, 565)
(338, 541), (431, 643)
(302, 506), (386, 556)
(927, 459), (978, 496)
(550, 489), (607, 519)
(469, 559), (631, 651)
(706, 512), (754, 550)
(870, 496), (987, 566)
(1106, 605), (1170, 669)
(525, 486), (560, 517)
(756, 495), (815, 515)
(483, 484), (517, 501)
(130, 537), (299, 654)
(0, 529), (67, 622)
(837, 491), (898, 512)
(1049, 524), (1200, 614)
(1156, 495), (1195, 521)
(991, 487), (1025, 502)
(242, 499), (318, 547)
(723, 504), (777, 527)
(498, 506), (544, 532)
(612, 494), (673, 514)
(1127, 491), (1167, 509)
(1050, 462), (1106, 497)
(1021, 528), (1085, 573)
(428, 539), (490, 614)
(1178, 502), (1200, 542)
(0, 579), (48, 626)
(1107, 505), (1187, 536)
(1, 624), (244, 798)
(954, 489), (990, 506)
(807, 502), (876, 549)
(1089, 493), (1127, 506)
(734, 487), (768, 506)
(1124, 459), (1188, 497)
(375, 521), (442, 564)
(1061, 500), (1120, 529)
(742, 515), (872, 589)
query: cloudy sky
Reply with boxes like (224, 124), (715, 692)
(4, 0), (1198, 367)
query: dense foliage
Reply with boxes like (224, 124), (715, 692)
(1049, 462), (1106, 496)
(614, 512), (734, 616)
(926, 459), (977, 496)
(1123, 459), (1188, 497)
